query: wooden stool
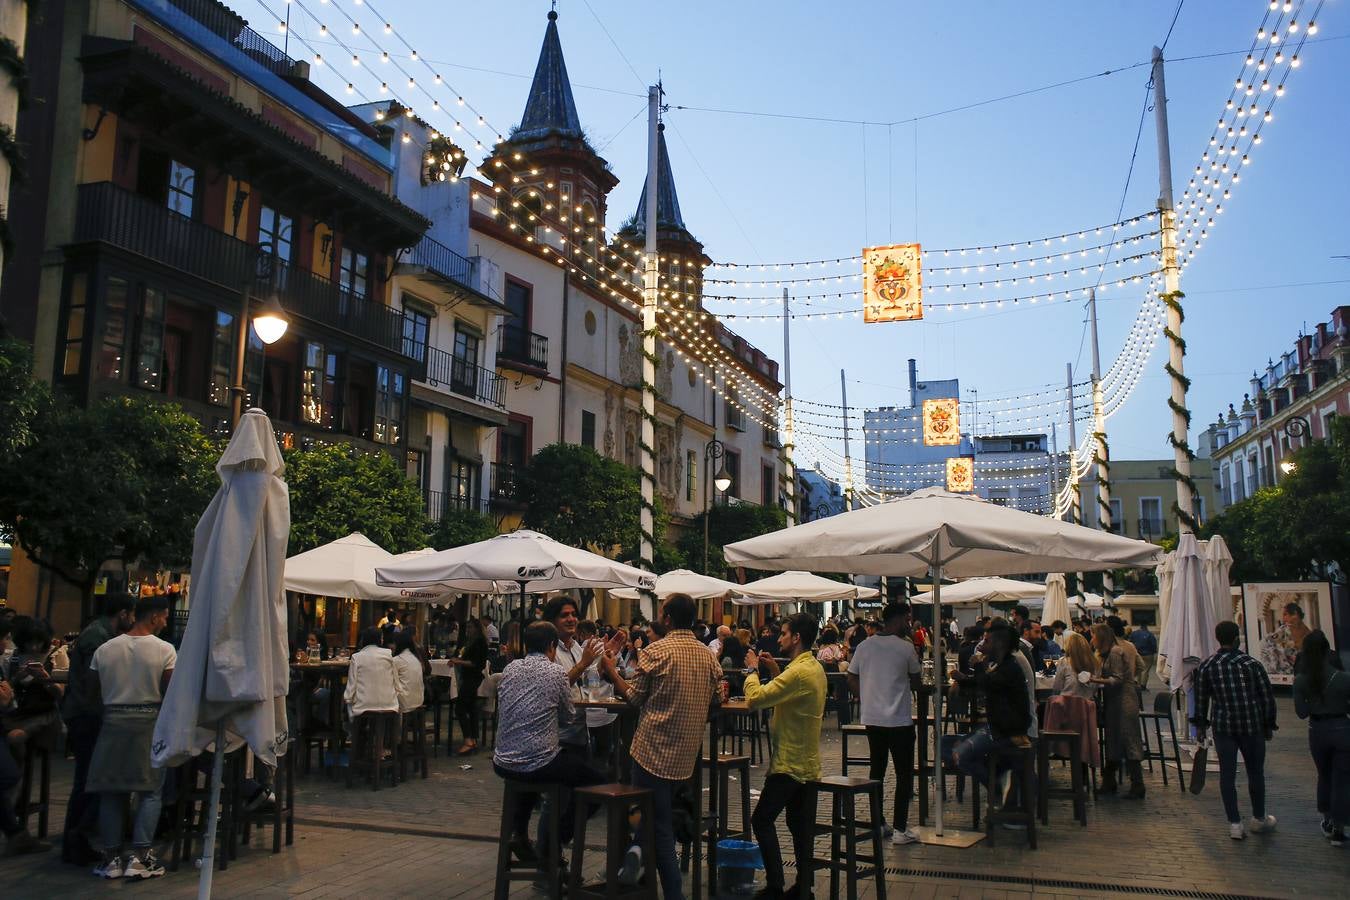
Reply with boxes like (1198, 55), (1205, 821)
(1036, 729), (1087, 827)
(809, 775), (886, 900)
(985, 744), (1037, 849)
(235, 750), (296, 855)
(427, 677), (452, 757)
(568, 783), (657, 899)
(1138, 691), (1185, 791)
(347, 711), (399, 790)
(701, 754), (752, 844)
(16, 742), (51, 838)
(720, 710), (766, 765)
(494, 779), (562, 900)
(399, 708), (430, 781)
(839, 723), (870, 775)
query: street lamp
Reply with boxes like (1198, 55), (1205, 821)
(702, 438), (732, 574)
(1284, 415), (1310, 440)
(1279, 459), (1297, 475)
(231, 253), (291, 426)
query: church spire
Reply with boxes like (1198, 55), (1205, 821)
(632, 124), (687, 233)
(516, 10), (582, 141)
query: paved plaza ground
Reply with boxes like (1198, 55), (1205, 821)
(4, 695), (1346, 898)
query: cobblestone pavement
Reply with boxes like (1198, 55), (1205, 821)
(4, 696), (1347, 898)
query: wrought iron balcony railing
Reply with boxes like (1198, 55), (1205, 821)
(422, 346), (506, 409)
(498, 323), (548, 371)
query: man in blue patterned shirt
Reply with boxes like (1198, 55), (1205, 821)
(493, 621), (605, 866)
(1192, 620), (1278, 841)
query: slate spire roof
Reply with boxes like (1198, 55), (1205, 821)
(633, 124), (688, 232)
(515, 10), (582, 141)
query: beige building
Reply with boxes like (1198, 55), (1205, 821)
(1103, 457), (1218, 543)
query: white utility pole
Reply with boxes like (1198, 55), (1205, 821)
(840, 369), (854, 510)
(639, 85), (660, 577)
(1089, 288), (1114, 595)
(1153, 46), (1195, 534)
(781, 287), (796, 526)
(1066, 363), (1081, 527)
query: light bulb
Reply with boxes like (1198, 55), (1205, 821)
(351, 54), (359, 66)
(313, 53), (323, 65)
(318, 24), (327, 36)
(384, 23), (392, 34)
(345, 82), (354, 94)
(379, 82), (388, 93)
(457, 96), (465, 106)
(278, 21), (286, 32)
(434, 74), (442, 84)
(1308, 21), (1318, 34)
(1290, 55), (1301, 67)
(352, 23), (360, 34)
(1288, 20), (1298, 32)
(411, 51), (419, 61)
(401, 132), (410, 143)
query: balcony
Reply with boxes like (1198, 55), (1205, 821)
(489, 462), (522, 505)
(424, 489), (479, 522)
(73, 182), (416, 360)
(422, 346), (506, 410)
(498, 324), (548, 372)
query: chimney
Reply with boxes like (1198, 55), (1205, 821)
(908, 359), (918, 408)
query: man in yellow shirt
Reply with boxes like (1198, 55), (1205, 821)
(742, 613), (826, 900)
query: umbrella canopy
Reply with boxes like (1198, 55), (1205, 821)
(1203, 536), (1235, 625)
(284, 533), (452, 603)
(1158, 533), (1217, 692)
(153, 408), (290, 768)
(1042, 573), (1071, 626)
(374, 529), (655, 597)
(731, 570), (879, 606)
(909, 576), (1045, 607)
(610, 569), (744, 602)
(1076, 592), (1106, 610)
(724, 487), (1163, 577)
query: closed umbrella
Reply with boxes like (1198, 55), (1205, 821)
(1158, 533), (1216, 693)
(1203, 536), (1235, 626)
(725, 487), (1160, 838)
(1042, 573), (1071, 627)
(151, 408), (290, 897)
(1154, 551), (1176, 683)
(730, 570), (879, 606)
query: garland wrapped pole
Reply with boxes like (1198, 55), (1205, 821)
(1066, 362), (1085, 590)
(1152, 47), (1197, 533)
(781, 287), (797, 526)
(639, 85), (659, 594)
(1089, 287), (1114, 597)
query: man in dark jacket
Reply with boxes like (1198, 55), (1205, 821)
(943, 623), (1031, 786)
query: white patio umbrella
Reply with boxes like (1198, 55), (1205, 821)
(151, 409), (290, 898)
(909, 576), (1045, 607)
(730, 570), (879, 606)
(725, 487), (1160, 837)
(1159, 533), (1216, 693)
(1076, 591), (1106, 611)
(1154, 551), (1177, 683)
(1203, 536), (1235, 625)
(611, 568), (745, 620)
(285, 533), (453, 603)
(1042, 573), (1071, 627)
(374, 529), (655, 620)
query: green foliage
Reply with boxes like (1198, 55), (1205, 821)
(620, 494), (685, 573)
(679, 502), (788, 578)
(427, 506), (498, 551)
(516, 443), (640, 552)
(0, 393), (218, 590)
(0, 338), (50, 461)
(285, 445), (428, 556)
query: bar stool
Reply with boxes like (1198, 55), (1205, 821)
(16, 742), (51, 838)
(701, 754), (752, 843)
(568, 784), (657, 899)
(1036, 729), (1087, 826)
(347, 710), (399, 790)
(494, 779), (562, 900)
(1138, 690), (1185, 791)
(399, 708), (430, 781)
(984, 744), (1037, 849)
(235, 750), (296, 855)
(809, 775), (886, 900)
(839, 724), (870, 775)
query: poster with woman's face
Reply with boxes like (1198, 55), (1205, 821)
(1241, 583), (1333, 685)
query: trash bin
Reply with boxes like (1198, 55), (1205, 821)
(716, 839), (763, 895)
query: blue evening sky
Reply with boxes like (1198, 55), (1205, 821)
(240, 0), (1349, 475)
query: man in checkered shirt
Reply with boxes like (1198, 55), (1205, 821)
(1192, 620), (1278, 841)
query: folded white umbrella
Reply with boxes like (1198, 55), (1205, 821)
(724, 487), (1160, 837)
(1042, 573), (1072, 626)
(909, 576), (1045, 607)
(731, 570), (879, 606)
(1203, 535), (1235, 626)
(151, 409), (290, 896)
(375, 529), (655, 618)
(611, 568), (744, 620)
(1159, 533), (1217, 692)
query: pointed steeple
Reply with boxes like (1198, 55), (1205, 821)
(633, 124), (687, 232)
(516, 10), (582, 141)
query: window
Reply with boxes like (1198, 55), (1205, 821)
(259, 206), (293, 262)
(724, 449), (741, 499)
(1245, 455), (1257, 496)
(581, 410), (596, 450)
(503, 278), (532, 361)
(1139, 497), (1163, 539)
(61, 272), (89, 377)
(99, 276), (129, 380)
(686, 449), (697, 502)
(1324, 412), (1337, 442)
(167, 161), (196, 217)
(374, 365), (405, 445)
(340, 247), (369, 299)
(301, 342), (339, 428)
(135, 287), (166, 390)
(402, 305), (430, 363)
(1263, 446), (1276, 487)
(1109, 498), (1122, 532)
(1233, 459), (1246, 502)
(761, 464), (776, 507)
(446, 455), (482, 510)
(725, 385), (745, 431)
(1195, 495), (1206, 526)
(207, 310), (234, 407)
(498, 418), (529, 468)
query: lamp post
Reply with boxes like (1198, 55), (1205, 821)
(1279, 416), (1310, 478)
(231, 252), (290, 427)
(702, 438), (733, 574)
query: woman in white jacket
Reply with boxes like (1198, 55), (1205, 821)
(390, 629), (428, 713)
(344, 627), (400, 717)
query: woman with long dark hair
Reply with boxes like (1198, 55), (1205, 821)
(450, 617), (489, 754)
(390, 629), (430, 713)
(1294, 629), (1350, 846)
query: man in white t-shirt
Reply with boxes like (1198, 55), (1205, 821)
(86, 598), (176, 880)
(847, 602), (922, 845)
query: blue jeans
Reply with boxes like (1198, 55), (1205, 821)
(631, 762), (685, 900)
(942, 727), (1016, 787)
(1215, 731), (1266, 824)
(98, 768), (166, 853)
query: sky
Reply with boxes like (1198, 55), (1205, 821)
(239, 0), (1350, 483)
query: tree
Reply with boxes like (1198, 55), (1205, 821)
(0, 338), (49, 460)
(285, 445), (428, 556)
(515, 443), (640, 552)
(427, 506), (498, 550)
(678, 502), (788, 578)
(0, 394), (218, 593)
(620, 494), (685, 573)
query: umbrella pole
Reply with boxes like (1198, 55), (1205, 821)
(932, 563), (945, 837)
(519, 580), (528, 626)
(197, 720), (227, 899)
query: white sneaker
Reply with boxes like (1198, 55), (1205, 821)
(1247, 814), (1276, 834)
(1228, 822), (1245, 840)
(93, 854), (124, 878)
(891, 828), (919, 845)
